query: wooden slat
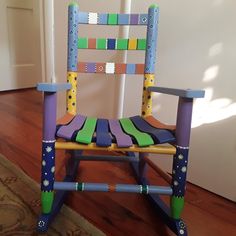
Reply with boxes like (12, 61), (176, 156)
(78, 12), (148, 25)
(119, 118), (154, 147)
(78, 62), (144, 74)
(55, 142), (176, 154)
(108, 119), (133, 147)
(78, 37), (146, 50)
(75, 117), (97, 144)
(56, 115), (86, 140)
(145, 116), (176, 131)
(130, 116), (176, 144)
(96, 119), (112, 147)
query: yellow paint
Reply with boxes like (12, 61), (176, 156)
(67, 71), (77, 115)
(128, 39), (137, 50)
(55, 142), (176, 155)
(142, 74), (155, 117)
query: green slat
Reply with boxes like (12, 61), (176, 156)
(97, 38), (107, 49)
(137, 39), (146, 50)
(119, 118), (154, 147)
(108, 14), (118, 25)
(76, 117), (97, 144)
(116, 39), (128, 50)
(78, 38), (88, 49)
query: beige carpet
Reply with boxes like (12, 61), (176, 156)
(0, 154), (105, 236)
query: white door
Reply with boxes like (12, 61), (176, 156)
(0, 0), (42, 91)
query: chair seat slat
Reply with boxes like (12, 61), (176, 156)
(108, 119), (133, 147)
(130, 116), (176, 144)
(119, 118), (154, 147)
(56, 115), (86, 140)
(96, 119), (112, 147)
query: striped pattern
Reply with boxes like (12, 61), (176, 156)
(78, 12), (148, 25)
(56, 115), (176, 147)
(78, 62), (145, 74)
(78, 38), (146, 50)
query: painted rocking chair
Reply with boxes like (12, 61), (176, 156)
(37, 2), (204, 235)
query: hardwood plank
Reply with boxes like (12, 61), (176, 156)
(0, 89), (235, 236)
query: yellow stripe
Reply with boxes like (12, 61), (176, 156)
(55, 142), (176, 155)
(128, 39), (137, 50)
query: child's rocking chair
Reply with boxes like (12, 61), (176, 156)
(36, 2), (205, 235)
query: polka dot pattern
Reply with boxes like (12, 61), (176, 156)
(41, 141), (55, 192)
(67, 4), (79, 72)
(145, 7), (159, 74)
(172, 147), (189, 197)
(67, 72), (77, 115)
(142, 74), (154, 117)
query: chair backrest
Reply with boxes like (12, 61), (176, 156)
(66, 2), (159, 117)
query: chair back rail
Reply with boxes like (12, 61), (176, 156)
(66, 3), (159, 116)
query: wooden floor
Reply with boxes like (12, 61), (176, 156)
(0, 89), (235, 236)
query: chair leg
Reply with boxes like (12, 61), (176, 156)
(41, 141), (56, 214)
(170, 147), (189, 220)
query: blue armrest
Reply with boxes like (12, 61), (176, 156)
(147, 86), (205, 98)
(37, 83), (72, 92)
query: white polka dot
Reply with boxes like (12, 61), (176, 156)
(180, 229), (184, 235)
(42, 160), (46, 166)
(46, 146), (52, 153)
(45, 172), (47, 175)
(51, 166), (55, 173)
(174, 181), (178, 186)
(43, 180), (49, 186)
(172, 170), (176, 174)
(178, 154), (184, 160)
(181, 166), (187, 173)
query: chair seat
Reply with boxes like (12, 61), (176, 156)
(56, 114), (175, 148)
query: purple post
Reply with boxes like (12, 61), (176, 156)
(43, 92), (57, 140)
(171, 97), (193, 221)
(175, 97), (193, 147)
(41, 92), (57, 215)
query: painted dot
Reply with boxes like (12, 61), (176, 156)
(99, 66), (103, 71)
(142, 17), (147, 23)
(51, 166), (55, 173)
(174, 181), (178, 186)
(69, 95), (72, 99)
(142, 111), (145, 115)
(178, 154), (184, 160)
(42, 160), (46, 166)
(180, 229), (184, 235)
(181, 166), (187, 173)
(172, 170), (175, 174)
(43, 180), (49, 186)
(45, 172), (47, 175)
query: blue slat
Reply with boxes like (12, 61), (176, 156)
(118, 14), (130, 25)
(78, 12), (88, 24)
(107, 39), (116, 50)
(126, 64), (136, 74)
(98, 14), (108, 24)
(130, 116), (176, 144)
(96, 119), (112, 147)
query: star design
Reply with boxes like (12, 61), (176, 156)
(46, 146), (52, 153)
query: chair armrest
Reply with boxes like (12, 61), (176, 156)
(147, 86), (205, 98)
(37, 83), (71, 92)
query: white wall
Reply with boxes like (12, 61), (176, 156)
(125, 0), (236, 201)
(53, 0), (236, 201)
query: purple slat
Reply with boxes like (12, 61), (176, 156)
(87, 63), (96, 73)
(108, 119), (133, 147)
(57, 115), (86, 140)
(130, 14), (139, 25)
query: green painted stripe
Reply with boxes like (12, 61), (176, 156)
(119, 118), (154, 147)
(108, 14), (118, 25)
(137, 39), (146, 50)
(76, 117), (97, 144)
(78, 37), (88, 49)
(116, 39), (128, 50)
